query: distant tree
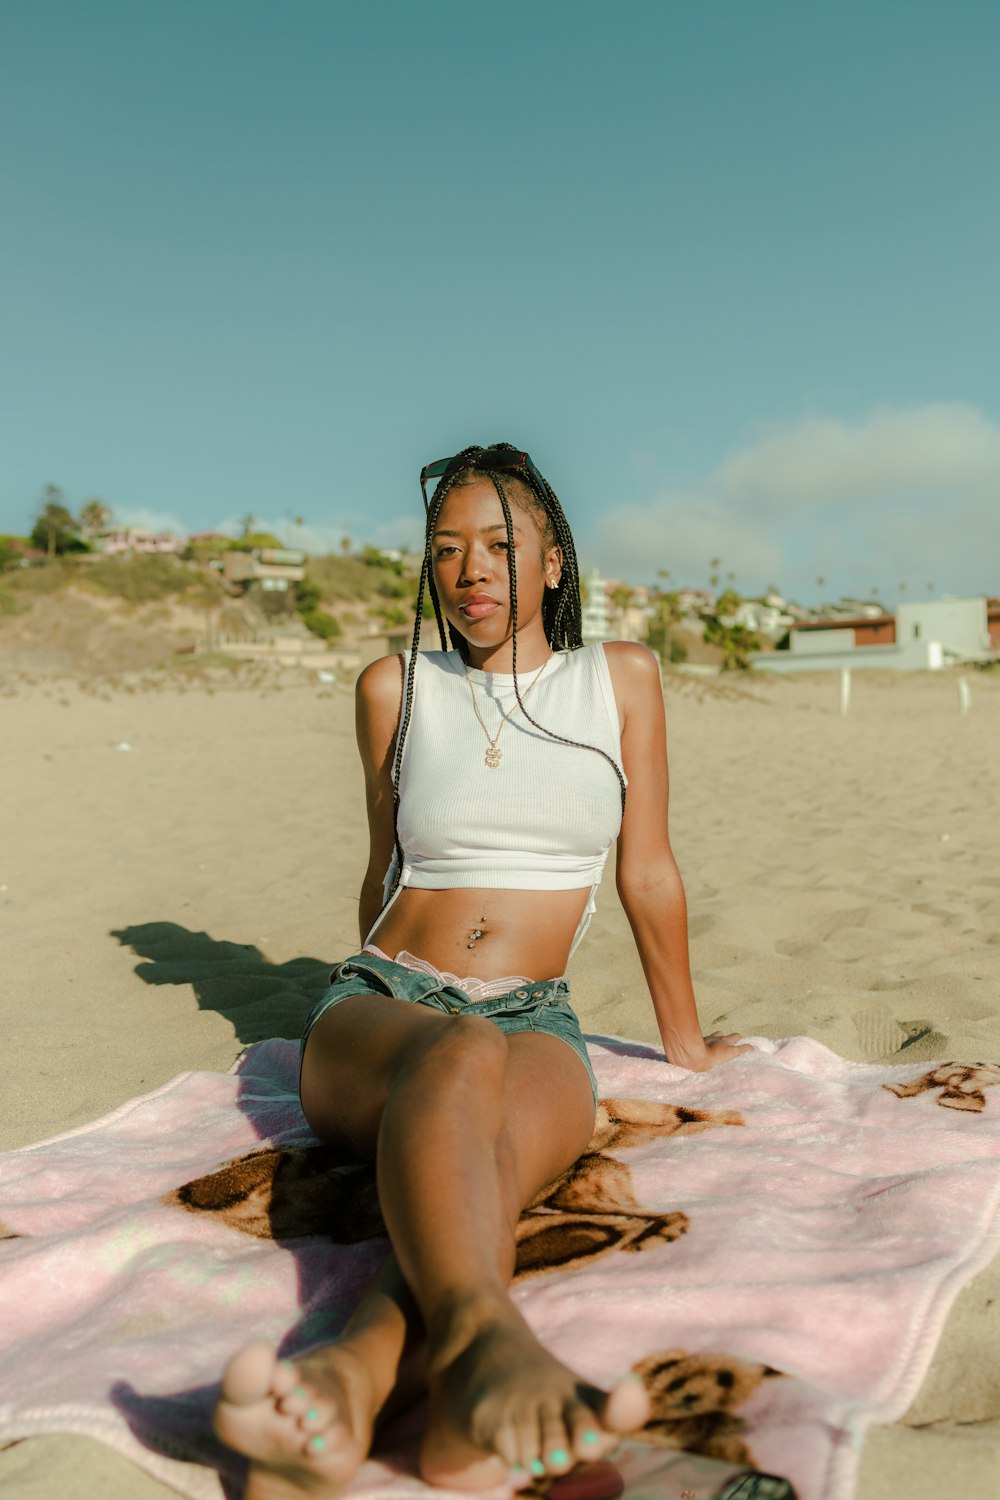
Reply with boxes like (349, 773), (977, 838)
(30, 486), (80, 559)
(79, 499), (111, 536)
(239, 513), (257, 540)
(340, 536), (352, 556)
(926, 582), (935, 594)
(646, 589), (684, 662)
(701, 586), (760, 671)
(709, 556), (722, 590)
(609, 584), (635, 614)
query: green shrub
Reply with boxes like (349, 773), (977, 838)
(299, 608), (341, 640)
(83, 554), (197, 604)
(5, 560), (74, 594)
(295, 576), (342, 639)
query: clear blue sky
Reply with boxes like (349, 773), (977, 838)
(2, 0), (998, 603)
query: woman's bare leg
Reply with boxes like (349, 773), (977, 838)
(215, 995), (649, 1496)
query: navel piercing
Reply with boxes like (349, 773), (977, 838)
(467, 917), (487, 950)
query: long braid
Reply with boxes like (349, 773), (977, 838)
(384, 452), (481, 903)
(383, 441), (628, 911)
(490, 469), (627, 816)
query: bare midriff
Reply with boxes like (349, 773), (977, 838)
(366, 886), (592, 983)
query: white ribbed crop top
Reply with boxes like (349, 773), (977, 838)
(372, 644), (627, 959)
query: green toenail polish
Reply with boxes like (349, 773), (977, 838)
(308, 1434), (327, 1453)
(293, 1385), (306, 1399)
(582, 1429), (599, 1444)
(305, 1408), (319, 1423)
(530, 1459), (546, 1477)
(511, 1463), (524, 1474)
(548, 1449), (569, 1467)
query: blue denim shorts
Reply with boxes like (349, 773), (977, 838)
(301, 950), (598, 1104)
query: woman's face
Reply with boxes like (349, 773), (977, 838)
(430, 478), (561, 651)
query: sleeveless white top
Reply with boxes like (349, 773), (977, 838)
(373, 644), (627, 959)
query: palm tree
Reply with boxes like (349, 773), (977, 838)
(79, 498), (111, 537)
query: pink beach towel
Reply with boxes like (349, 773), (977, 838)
(2, 1034), (1000, 1500)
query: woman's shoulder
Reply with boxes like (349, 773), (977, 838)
(355, 648), (457, 705)
(598, 640), (661, 684)
(355, 652), (405, 711)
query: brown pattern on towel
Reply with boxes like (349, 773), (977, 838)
(632, 1347), (784, 1466)
(163, 1098), (744, 1280)
(884, 1062), (1000, 1112)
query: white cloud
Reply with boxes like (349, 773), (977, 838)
(112, 507), (189, 536)
(589, 403), (1000, 598)
(587, 491), (785, 586)
(718, 404), (1000, 506)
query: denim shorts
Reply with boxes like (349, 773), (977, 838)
(300, 950), (598, 1104)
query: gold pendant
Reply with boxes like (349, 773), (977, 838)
(485, 745), (502, 769)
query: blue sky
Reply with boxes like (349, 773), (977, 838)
(2, 0), (997, 603)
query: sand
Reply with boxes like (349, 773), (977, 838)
(2, 661), (999, 1496)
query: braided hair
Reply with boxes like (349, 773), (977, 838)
(385, 442), (627, 905)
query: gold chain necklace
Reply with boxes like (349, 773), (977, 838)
(462, 655), (552, 769)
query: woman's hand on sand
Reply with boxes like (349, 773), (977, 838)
(668, 1032), (753, 1071)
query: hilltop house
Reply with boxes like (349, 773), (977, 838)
(222, 547), (306, 605)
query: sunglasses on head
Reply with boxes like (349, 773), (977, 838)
(419, 447), (543, 508)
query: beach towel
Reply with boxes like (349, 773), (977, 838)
(2, 1034), (1000, 1500)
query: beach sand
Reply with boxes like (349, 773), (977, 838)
(2, 662), (999, 1496)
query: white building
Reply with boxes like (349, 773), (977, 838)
(754, 596), (992, 674)
(581, 568), (612, 642)
(895, 598), (991, 661)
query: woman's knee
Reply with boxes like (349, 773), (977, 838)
(396, 1012), (508, 1092)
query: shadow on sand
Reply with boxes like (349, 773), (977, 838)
(112, 921), (334, 1048)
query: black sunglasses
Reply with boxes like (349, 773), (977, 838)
(419, 447), (543, 508)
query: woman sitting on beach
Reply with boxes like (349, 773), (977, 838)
(213, 443), (749, 1499)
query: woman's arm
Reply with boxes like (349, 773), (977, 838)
(355, 654), (405, 944)
(605, 642), (746, 1071)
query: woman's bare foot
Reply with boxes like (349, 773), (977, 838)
(419, 1302), (650, 1491)
(213, 1340), (383, 1499)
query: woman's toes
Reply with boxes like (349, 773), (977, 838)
(602, 1373), (650, 1434)
(570, 1414), (611, 1462)
(277, 1383), (312, 1417)
(271, 1358), (300, 1399)
(540, 1415), (574, 1474)
(297, 1400), (335, 1436)
(220, 1341), (280, 1406)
